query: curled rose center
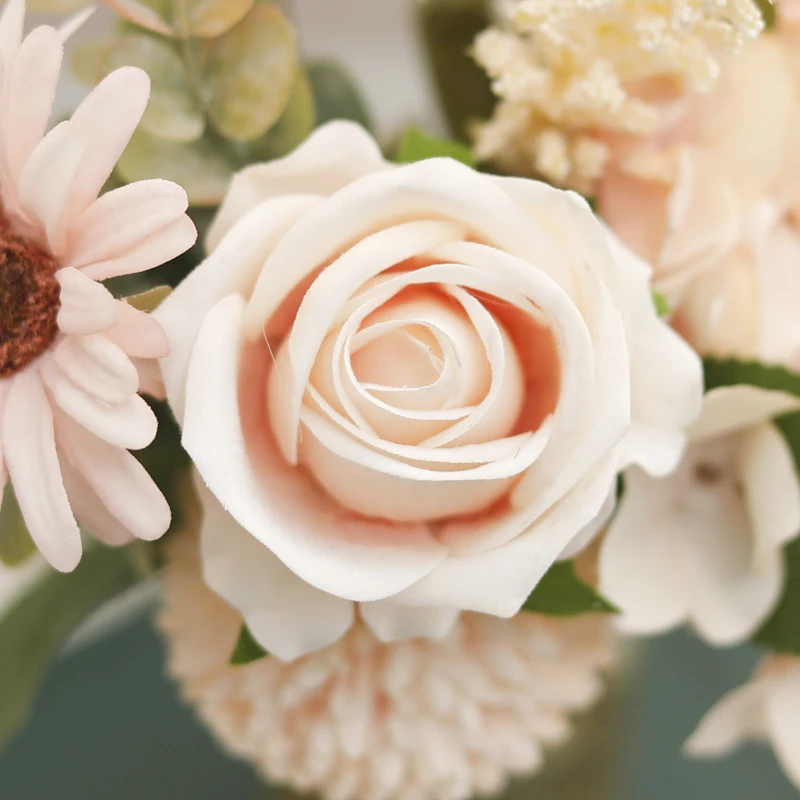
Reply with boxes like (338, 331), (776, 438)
(0, 214), (61, 377)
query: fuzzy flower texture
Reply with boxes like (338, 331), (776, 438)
(474, 0), (765, 191)
(0, 0), (196, 571)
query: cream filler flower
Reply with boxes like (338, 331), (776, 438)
(473, 0), (765, 191)
(599, 385), (800, 645)
(686, 655), (800, 791)
(159, 526), (616, 800)
(0, 0), (197, 571)
(157, 121), (701, 660)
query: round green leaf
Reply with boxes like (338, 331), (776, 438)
(205, 4), (298, 142)
(247, 69), (315, 161)
(171, 0), (254, 38)
(117, 128), (235, 206)
(102, 0), (173, 36)
(306, 60), (373, 131)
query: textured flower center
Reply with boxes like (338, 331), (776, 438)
(0, 214), (61, 377)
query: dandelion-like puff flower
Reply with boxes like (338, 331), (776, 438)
(158, 530), (616, 800)
(0, 0), (197, 571)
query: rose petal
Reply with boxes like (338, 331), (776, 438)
(359, 601), (459, 643)
(198, 478), (354, 662)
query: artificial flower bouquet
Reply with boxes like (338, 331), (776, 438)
(1, 0), (799, 797)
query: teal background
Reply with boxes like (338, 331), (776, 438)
(0, 617), (796, 800)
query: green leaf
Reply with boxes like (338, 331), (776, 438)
(703, 358), (800, 398)
(0, 486), (35, 568)
(305, 60), (373, 131)
(652, 290), (670, 318)
(117, 127), (236, 206)
(395, 127), (476, 167)
(522, 561), (617, 616)
(756, 0), (777, 29)
(205, 4), (298, 142)
(0, 545), (141, 750)
(247, 69), (315, 162)
(230, 624), (269, 665)
(126, 285), (173, 313)
(171, 0), (254, 38)
(756, 411), (800, 653)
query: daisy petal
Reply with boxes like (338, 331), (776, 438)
(58, 7), (95, 42)
(17, 120), (85, 252)
(767, 669), (800, 789)
(80, 215), (197, 281)
(56, 267), (118, 335)
(67, 67), (150, 217)
(108, 300), (170, 359)
(3, 369), (81, 572)
(67, 179), (189, 268)
(0, 0), (25, 72)
(42, 361), (157, 450)
(57, 413), (170, 542)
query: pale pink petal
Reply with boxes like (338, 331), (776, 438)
(736, 422), (800, 571)
(766, 668), (800, 789)
(52, 334), (139, 406)
(359, 601), (459, 643)
(67, 179), (189, 268)
(0, 24), (62, 194)
(56, 412), (170, 542)
(157, 194), (321, 422)
(690, 386), (800, 442)
(199, 479), (354, 662)
(67, 67), (150, 216)
(78, 215), (197, 281)
(107, 300), (169, 359)
(0, 0), (25, 73)
(3, 369), (81, 572)
(557, 483), (616, 561)
(17, 120), (85, 252)
(58, 7), (95, 42)
(183, 295), (448, 602)
(56, 267), (118, 335)
(60, 457), (135, 547)
(208, 120), (388, 250)
(685, 679), (769, 757)
(42, 361), (157, 450)
(133, 358), (165, 399)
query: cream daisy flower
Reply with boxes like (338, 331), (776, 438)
(0, 0), (197, 572)
(158, 528), (616, 800)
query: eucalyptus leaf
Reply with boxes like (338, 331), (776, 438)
(0, 485), (35, 568)
(205, 4), (298, 142)
(230, 624), (269, 665)
(306, 60), (373, 131)
(103, 0), (173, 36)
(756, 411), (800, 653)
(395, 127), (476, 167)
(703, 358), (800, 398)
(247, 69), (315, 162)
(522, 560), (617, 616)
(171, 0), (254, 38)
(126, 285), (173, 313)
(117, 128), (236, 206)
(0, 545), (141, 750)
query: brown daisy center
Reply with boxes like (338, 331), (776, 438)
(0, 214), (61, 377)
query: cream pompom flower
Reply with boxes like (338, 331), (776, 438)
(159, 528), (616, 800)
(0, 0), (197, 571)
(686, 655), (800, 791)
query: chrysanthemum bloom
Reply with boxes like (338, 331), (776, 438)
(686, 655), (800, 791)
(0, 0), (197, 571)
(472, 0), (764, 192)
(599, 385), (800, 645)
(159, 527), (616, 800)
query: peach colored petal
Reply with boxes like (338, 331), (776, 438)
(67, 67), (150, 217)
(56, 267), (118, 335)
(56, 412), (170, 542)
(183, 294), (448, 603)
(3, 369), (81, 572)
(198, 479), (355, 662)
(52, 334), (138, 406)
(108, 300), (170, 359)
(78, 214), (197, 281)
(17, 120), (85, 252)
(208, 120), (387, 251)
(42, 361), (157, 450)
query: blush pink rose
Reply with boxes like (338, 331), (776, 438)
(157, 122), (701, 661)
